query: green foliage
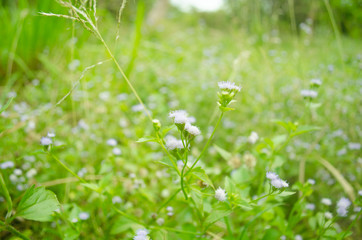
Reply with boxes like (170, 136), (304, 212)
(15, 185), (60, 222)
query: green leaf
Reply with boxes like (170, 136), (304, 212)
(191, 167), (214, 188)
(162, 125), (175, 135)
(16, 185), (60, 222)
(214, 144), (232, 161)
(0, 97), (13, 114)
(204, 204), (232, 227)
(81, 183), (100, 192)
(110, 216), (143, 235)
(136, 136), (157, 143)
(291, 125), (320, 137)
(277, 191), (296, 197)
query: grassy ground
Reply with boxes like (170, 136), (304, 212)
(0, 3), (361, 240)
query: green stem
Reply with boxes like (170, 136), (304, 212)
(157, 188), (181, 214)
(180, 132), (189, 199)
(0, 220), (30, 240)
(0, 171), (13, 222)
(323, 0), (345, 70)
(48, 152), (87, 184)
(185, 112), (224, 176)
(157, 138), (181, 176)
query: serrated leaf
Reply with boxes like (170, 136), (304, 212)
(213, 144), (232, 161)
(16, 185), (60, 222)
(191, 167), (214, 188)
(136, 136), (157, 143)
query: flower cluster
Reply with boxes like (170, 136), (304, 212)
(133, 229), (151, 240)
(217, 81), (241, 111)
(266, 171), (289, 188)
(215, 187), (227, 201)
(336, 197), (351, 217)
(300, 89), (318, 99)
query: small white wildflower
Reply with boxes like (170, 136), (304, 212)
(14, 169), (22, 176)
(98, 91), (110, 101)
(307, 179), (316, 185)
(218, 81), (241, 92)
(306, 203), (315, 211)
(324, 212), (333, 219)
(135, 228), (150, 236)
(156, 218), (164, 226)
(165, 136), (184, 150)
(167, 211), (174, 217)
(336, 197), (351, 217)
(112, 147), (122, 155)
(185, 123), (201, 136)
(248, 131), (259, 144)
(26, 169), (37, 178)
(321, 198), (332, 206)
(300, 89), (318, 99)
(354, 207), (361, 212)
(1, 161), (15, 169)
(106, 138), (118, 146)
(112, 196), (122, 204)
(79, 212), (90, 220)
(337, 148), (347, 156)
(348, 142), (361, 150)
(40, 136), (52, 146)
(280, 236), (286, 240)
(71, 218), (78, 223)
(266, 171), (279, 180)
(215, 187), (227, 202)
(310, 79), (322, 86)
(166, 206), (174, 212)
(117, 93), (128, 101)
(358, 190), (362, 196)
(47, 132), (56, 138)
(9, 174), (18, 183)
(271, 178), (289, 188)
(295, 235), (303, 240)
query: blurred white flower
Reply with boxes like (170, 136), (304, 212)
(156, 218), (164, 226)
(79, 212), (90, 220)
(325, 212), (333, 219)
(248, 131), (259, 144)
(134, 229), (150, 240)
(107, 138), (118, 146)
(40, 136), (52, 146)
(310, 78), (322, 86)
(348, 142), (361, 150)
(307, 179), (316, 185)
(336, 197), (351, 217)
(306, 203), (315, 211)
(112, 147), (122, 156)
(169, 110), (189, 124)
(165, 136), (184, 150)
(321, 198), (332, 206)
(1, 161), (15, 169)
(47, 132), (56, 138)
(26, 169), (37, 178)
(215, 187), (227, 201)
(300, 89), (317, 99)
(185, 123), (201, 136)
(14, 169), (23, 176)
(295, 234), (303, 240)
(112, 196), (122, 204)
(266, 171), (279, 180)
(218, 81), (241, 92)
(271, 178), (289, 188)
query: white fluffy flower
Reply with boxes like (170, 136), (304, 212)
(325, 212), (333, 219)
(215, 187), (227, 201)
(112, 147), (122, 155)
(1, 161), (15, 169)
(336, 197), (351, 217)
(295, 235), (303, 240)
(266, 171), (279, 180)
(134, 229), (150, 240)
(106, 138), (118, 146)
(306, 203), (315, 211)
(307, 179), (316, 185)
(112, 196), (122, 204)
(321, 198), (332, 206)
(300, 89), (318, 99)
(47, 132), (56, 138)
(169, 110), (189, 125)
(248, 131), (259, 144)
(40, 136), (52, 146)
(348, 142), (361, 150)
(271, 178), (289, 188)
(310, 78), (322, 86)
(165, 136), (184, 150)
(79, 212), (90, 220)
(185, 123), (201, 136)
(218, 81), (241, 92)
